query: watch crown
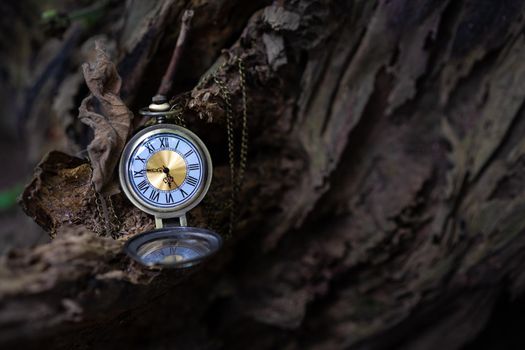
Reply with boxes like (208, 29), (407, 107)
(149, 95), (170, 112)
(139, 94), (178, 123)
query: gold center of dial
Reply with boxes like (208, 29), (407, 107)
(146, 150), (187, 191)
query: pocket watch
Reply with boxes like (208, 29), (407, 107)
(119, 95), (222, 268)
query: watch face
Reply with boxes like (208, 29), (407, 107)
(119, 124), (212, 218)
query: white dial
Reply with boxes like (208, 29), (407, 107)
(128, 132), (204, 208)
(119, 124), (212, 218)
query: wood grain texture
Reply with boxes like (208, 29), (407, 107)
(3, 0), (525, 349)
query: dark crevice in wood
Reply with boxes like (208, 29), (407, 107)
(468, 98), (525, 186)
(489, 156), (525, 201)
(313, 66), (395, 219)
(425, 0), (463, 78)
(320, 24), (367, 135)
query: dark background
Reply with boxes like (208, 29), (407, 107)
(2, 0), (525, 349)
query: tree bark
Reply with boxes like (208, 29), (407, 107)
(2, 0), (525, 349)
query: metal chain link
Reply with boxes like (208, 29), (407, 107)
(91, 182), (121, 238)
(213, 75), (236, 236)
(237, 59), (248, 195)
(168, 94), (187, 127)
(92, 185), (105, 236)
(106, 195), (121, 238)
(211, 56), (248, 239)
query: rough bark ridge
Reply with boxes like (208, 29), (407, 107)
(3, 0), (525, 349)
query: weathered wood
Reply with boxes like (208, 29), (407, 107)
(3, 0), (525, 349)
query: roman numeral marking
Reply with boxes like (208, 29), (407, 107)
(186, 176), (198, 186)
(175, 139), (180, 150)
(159, 137), (169, 148)
(184, 150), (194, 158)
(133, 170), (145, 178)
(180, 188), (188, 198)
(137, 180), (150, 194)
(165, 192), (174, 203)
(188, 163), (200, 171)
(135, 155), (146, 163)
(149, 189), (160, 202)
(145, 142), (155, 154)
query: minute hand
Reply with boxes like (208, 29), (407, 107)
(164, 174), (178, 188)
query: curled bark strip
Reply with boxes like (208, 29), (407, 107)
(19, 151), (89, 237)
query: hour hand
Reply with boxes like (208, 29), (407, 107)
(163, 174), (176, 188)
(146, 167), (164, 173)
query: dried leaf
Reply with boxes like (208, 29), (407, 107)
(79, 42), (132, 193)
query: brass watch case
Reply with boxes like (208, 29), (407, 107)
(119, 123), (213, 219)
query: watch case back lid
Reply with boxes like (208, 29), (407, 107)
(124, 227), (222, 269)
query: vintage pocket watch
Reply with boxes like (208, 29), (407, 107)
(119, 96), (222, 268)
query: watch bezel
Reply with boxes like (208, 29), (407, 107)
(119, 123), (213, 219)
